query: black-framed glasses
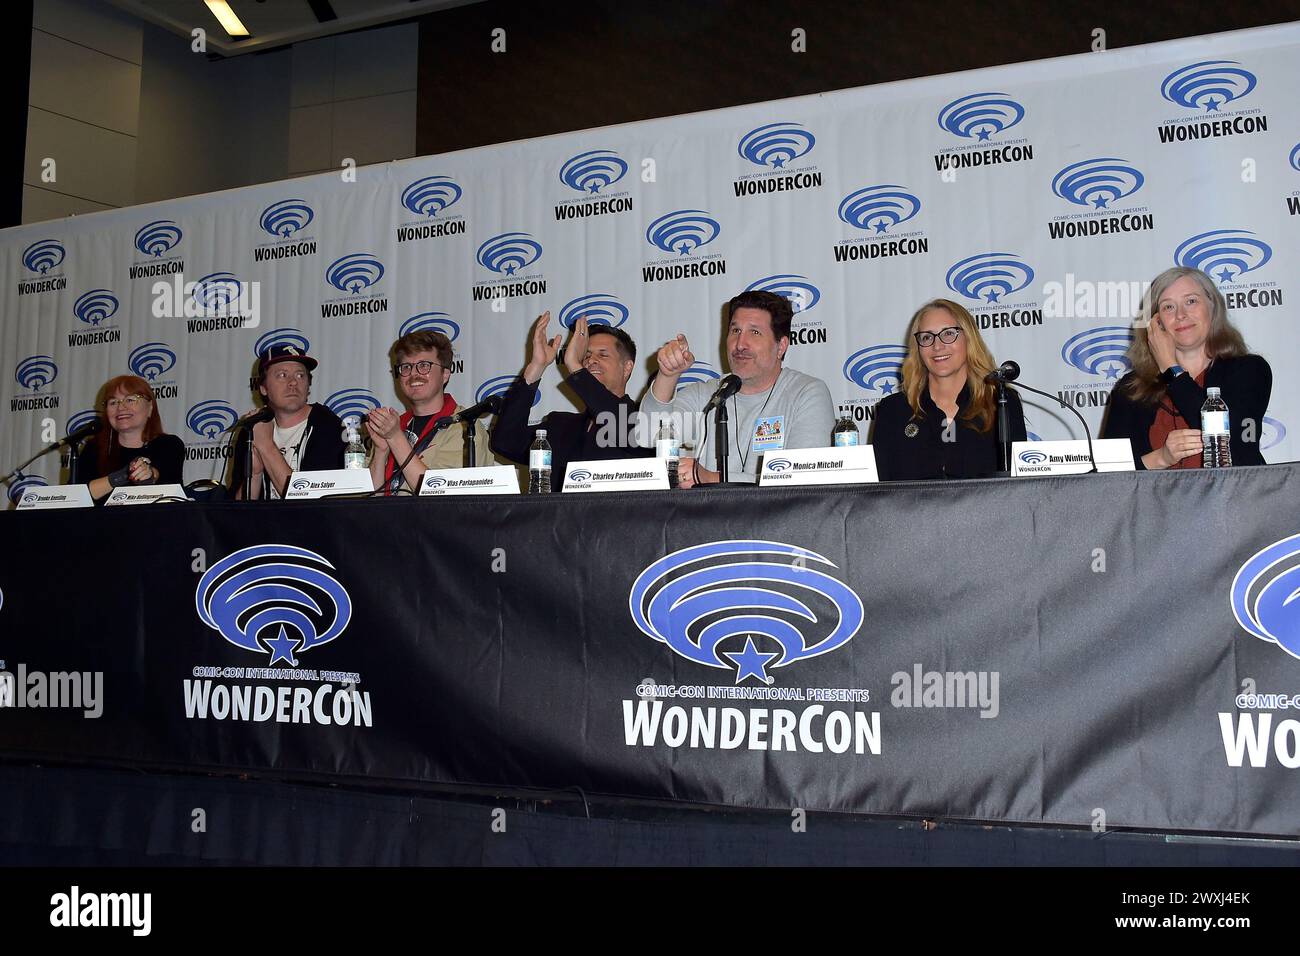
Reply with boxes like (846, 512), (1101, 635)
(913, 327), (962, 348)
(392, 360), (445, 377)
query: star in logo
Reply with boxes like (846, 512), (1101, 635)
(1102, 361), (1123, 380)
(266, 625), (300, 667)
(873, 218), (889, 234)
(676, 242), (693, 256)
(724, 636), (779, 684)
(976, 126), (992, 141)
(771, 156), (786, 169)
(880, 380), (896, 395)
(1092, 196), (1109, 209)
(503, 263), (516, 275)
(1217, 266), (1236, 283)
(985, 289), (1002, 303)
(588, 182), (602, 194)
(1204, 97), (1221, 112)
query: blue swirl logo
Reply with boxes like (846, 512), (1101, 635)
(1061, 326), (1133, 379)
(1026, 431), (1043, 442)
(326, 254), (385, 294)
(1174, 230), (1272, 284)
(737, 122), (816, 169)
(325, 388), (380, 422)
(401, 176), (463, 217)
(400, 312), (460, 340)
(290, 478), (312, 492)
(254, 328), (311, 357)
(259, 199), (314, 238)
(22, 239), (64, 274)
(129, 342), (177, 381)
(744, 274), (820, 313)
(186, 400), (238, 439)
(838, 186), (921, 233)
(559, 150), (628, 194)
(676, 362), (721, 391)
(937, 92), (1025, 141)
(134, 219), (182, 258)
(476, 374), (539, 408)
(15, 355), (57, 391)
(559, 294), (628, 328)
(1231, 534), (1300, 659)
(191, 273), (245, 313)
(570, 469), (594, 483)
(9, 475), (48, 504)
(629, 540), (864, 684)
(765, 458), (793, 472)
(476, 233), (542, 276)
(1161, 60), (1256, 112)
(945, 252), (1035, 304)
(1263, 417), (1286, 452)
(1018, 450), (1048, 465)
(66, 408), (99, 437)
(72, 289), (119, 326)
(195, 544), (353, 666)
(843, 345), (907, 394)
(1290, 142), (1300, 173)
(426, 476), (447, 489)
(646, 210), (721, 257)
(1051, 158), (1144, 209)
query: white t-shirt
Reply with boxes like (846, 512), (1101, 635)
(268, 417), (310, 499)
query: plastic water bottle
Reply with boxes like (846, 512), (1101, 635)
(342, 416), (366, 469)
(656, 420), (680, 488)
(529, 429), (552, 493)
(832, 404), (860, 447)
(1201, 387), (1231, 468)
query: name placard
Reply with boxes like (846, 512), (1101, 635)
(283, 469), (375, 499)
(15, 484), (95, 510)
(758, 446), (879, 486)
(104, 484), (189, 506)
(1011, 439), (1135, 476)
(420, 465), (520, 496)
(562, 458), (669, 493)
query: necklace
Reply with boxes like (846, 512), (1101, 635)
(736, 369), (781, 472)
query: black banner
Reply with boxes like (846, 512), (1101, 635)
(2, 465), (1299, 836)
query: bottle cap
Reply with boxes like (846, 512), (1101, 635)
(1207, 387), (1220, 396)
(537, 429), (547, 437)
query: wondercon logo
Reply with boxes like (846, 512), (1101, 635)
(1051, 158), (1144, 209)
(1231, 534), (1300, 660)
(9, 474), (48, 504)
(195, 544), (352, 667)
(676, 361), (721, 391)
(1018, 449), (1048, 465)
(745, 274), (820, 313)
(476, 374), (539, 408)
(843, 345), (907, 395)
(425, 476), (447, 489)
(1061, 326), (1133, 380)
(1263, 417), (1286, 451)
(559, 294), (628, 328)
(325, 388), (380, 422)
(765, 458), (793, 472)
(401, 176), (463, 217)
(254, 328), (311, 357)
(938, 92), (1025, 141)
(128, 342), (177, 381)
(737, 122), (815, 169)
(22, 239), (64, 274)
(838, 186), (921, 233)
(15, 355), (57, 391)
(186, 400), (238, 439)
(1174, 230), (1271, 284)
(629, 540), (864, 684)
(259, 199), (314, 238)
(326, 254), (385, 294)
(559, 150), (628, 194)
(66, 408), (99, 437)
(72, 289), (119, 326)
(476, 233), (542, 276)
(191, 273), (244, 312)
(646, 210), (720, 256)
(1161, 60), (1256, 112)
(134, 219), (182, 258)
(569, 469), (594, 483)
(400, 312), (460, 340)
(945, 252), (1034, 304)
(290, 478), (312, 492)
(1290, 143), (1300, 172)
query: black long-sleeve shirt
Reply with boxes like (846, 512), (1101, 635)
(76, 433), (186, 502)
(871, 385), (1026, 481)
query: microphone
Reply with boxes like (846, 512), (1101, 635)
(704, 374), (743, 410)
(988, 358), (1098, 474)
(451, 394), (503, 423)
(226, 406), (274, 432)
(60, 418), (102, 446)
(984, 360), (1021, 384)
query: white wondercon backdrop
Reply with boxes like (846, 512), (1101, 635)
(2, 22), (1298, 495)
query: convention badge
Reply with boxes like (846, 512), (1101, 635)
(751, 415), (786, 452)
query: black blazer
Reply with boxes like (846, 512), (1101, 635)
(1101, 354), (1272, 469)
(228, 403), (346, 497)
(871, 384), (1026, 481)
(490, 368), (652, 490)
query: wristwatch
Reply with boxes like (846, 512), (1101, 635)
(1160, 364), (1185, 384)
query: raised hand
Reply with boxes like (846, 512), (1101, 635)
(1147, 313), (1178, 372)
(524, 311), (563, 384)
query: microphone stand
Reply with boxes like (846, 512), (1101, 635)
(2, 436), (76, 488)
(1010, 379), (1099, 474)
(995, 379), (1012, 476)
(714, 401), (730, 484)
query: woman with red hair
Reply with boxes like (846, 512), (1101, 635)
(76, 374), (185, 501)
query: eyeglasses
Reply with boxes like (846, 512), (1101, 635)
(913, 327), (962, 348)
(393, 360), (445, 377)
(106, 394), (147, 409)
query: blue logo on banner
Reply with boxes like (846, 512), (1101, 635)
(629, 540), (864, 683)
(1231, 534), (1300, 660)
(134, 220), (182, 258)
(745, 274), (820, 313)
(1051, 158), (1144, 209)
(765, 458), (793, 472)
(476, 374), (539, 408)
(559, 294), (628, 328)
(426, 476), (447, 489)
(15, 355), (57, 391)
(325, 388), (380, 422)
(9, 474), (48, 504)
(738, 122), (816, 168)
(22, 239), (64, 274)
(646, 210), (721, 256)
(1290, 143), (1300, 172)
(945, 253), (1035, 303)
(1018, 450), (1048, 465)
(1061, 326), (1134, 379)
(1161, 60), (1257, 112)
(843, 345), (907, 394)
(570, 469), (593, 483)
(72, 289), (119, 326)
(401, 176), (463, 217)
(676, 362), (722, 391)
(476, 233), (542, 275)
(1174, 230), (1272, 283)
(1263, 417), (1286, 451)
(191, 273), (244, 312)
(128, 342), (177, 381)
(259, 199), (314, 238)
(326, 254), (384, 294)
(937, 92), (1025, 140)
(195, 544), (353, 666)
(66, 408), (99, 437)
(838, 186), (921, 233)
(186, 400), (238, 439)
(400, 312), (460, 340)
(559, 150), (628, 194)
(290, 478), (313, 492)
(254, 328), (311, 357)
